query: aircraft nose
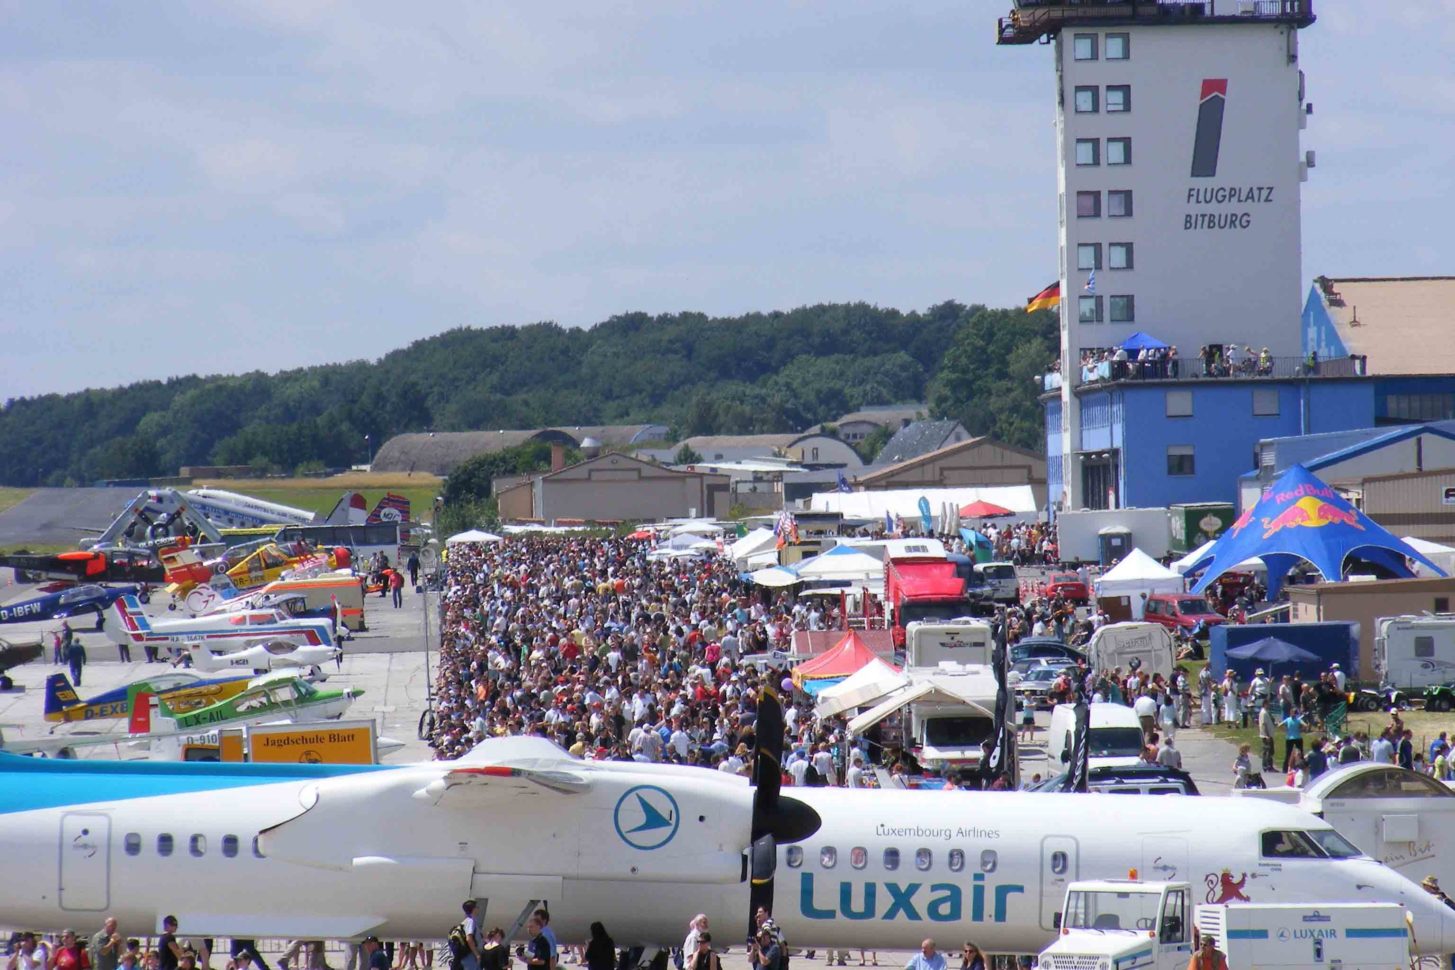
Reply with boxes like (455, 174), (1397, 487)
(1377, 868), (1455, 954)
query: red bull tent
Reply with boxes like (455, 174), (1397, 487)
(792, 629), (881, 694)
(1186, 464), (1446, 597)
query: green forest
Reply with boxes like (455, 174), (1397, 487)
(0, 302), (1056, 487)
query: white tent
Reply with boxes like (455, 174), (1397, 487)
(1404, 536), (1455, 578)
(793, 545), (885, 585)
(670, 520), (723, 536)
(846, 680), (994, 736)
(814, 658), (908, 719)
(728, 527), (776, 564)
(809, 485), (1039, 520)
(446, 529), (503, 545)
(751, 565), (800, 588)
(1094, 547), (1185, 618)
(1171, 539), (1216, 576)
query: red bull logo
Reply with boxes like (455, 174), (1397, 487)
(1260, 496), (1363, 538)
(1228, 506), (1256, 538)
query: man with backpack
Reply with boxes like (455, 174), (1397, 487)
(449, 901), (482, 970)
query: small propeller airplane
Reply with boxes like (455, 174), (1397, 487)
(0, 637), (43, 691)
(43, 671), (254, 723)
(105, 596), (337, 655)
(1, 688), (1452, 956)
(177, 639), (340, 679)
(134, 672), (361, 733)
(0, 583), (142, 625)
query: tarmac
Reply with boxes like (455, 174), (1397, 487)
(0, 487), (140, 548)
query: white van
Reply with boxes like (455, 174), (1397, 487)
(1047, 702), (1146, 770)
(1374, 614), (1455, 689)
(973, 561), (1019, 604)
(904, 620), (993, 670)
(1087, 622), (1174, 681)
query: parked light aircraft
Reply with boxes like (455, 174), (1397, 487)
(106, 596), (337, 653)
(44, 671), (253, 723)
(136, 672), (361, 731)
(178, 639), (339, 678)
(0, 638), (42, 691)
(0, 691), (1450, 954)
(0, 584), (142, 625)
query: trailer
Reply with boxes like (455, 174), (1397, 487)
(1374, 614), (1455, 691)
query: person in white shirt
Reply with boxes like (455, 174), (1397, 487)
(787, 751), (810, 786)
(846, 754), (867, 788)
(1331, 663), (1346, 693)
(1157, 737), (1183, 769)
(811, 744), (836, 787)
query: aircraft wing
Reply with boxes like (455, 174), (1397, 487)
(0, 639), (43, 673)
(411, 764), (591, 805)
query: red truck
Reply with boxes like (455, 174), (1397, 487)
(883, 557), (972, 648)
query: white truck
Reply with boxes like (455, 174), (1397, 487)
(1038, 879), (1411, 970)
(1374, 614), (1455, 690)
(1087, 622), (1175, 681)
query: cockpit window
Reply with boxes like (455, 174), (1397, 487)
(1305, 829), (1362, 858)
(1261, 829), (1359, 859)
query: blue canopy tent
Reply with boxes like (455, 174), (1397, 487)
(1120, 331), (1169, 351)
(1225, 637), (1323, 679)
(960, 528), (994, 564)
(1187, 464), (1446, 598)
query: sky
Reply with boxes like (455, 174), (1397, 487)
(1, 1), (1452, 399)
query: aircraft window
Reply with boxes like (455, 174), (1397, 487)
(979, 850), (996, 874)
(916, 848), (932, 871)
(1051, 850), (1069, 875)
(947, 849), (965, 872)
(1261, 830), (1322, 858)
(236, 693), (270, 713)
(1306, 829), (1361, 859)
(190, 835), (207, 857)
(157, 834), (174, 857)
(786, 846), (803, 869)
(252, 836), (267, 859)
(124, 833), (141, 856)
(820, 847), (837, 869)
(883, 848), (900, 871)
(265, 642), (294, 655)
(850, 847), (868, 870)
(222, 835), (239, 858)
(1327, 768), (1453, 799)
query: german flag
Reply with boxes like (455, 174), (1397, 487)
(1026, 281), (1060, 313)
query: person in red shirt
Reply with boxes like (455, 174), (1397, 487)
(388, 568), (405, 609)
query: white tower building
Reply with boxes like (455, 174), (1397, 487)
(999, 0), (1316, 509)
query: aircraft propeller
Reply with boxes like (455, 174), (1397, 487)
(747, 684), (821, 939)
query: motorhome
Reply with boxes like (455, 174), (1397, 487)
(903, 620), (993, 670)
(1374, 614), (1455, 690)
(1087, 622), (1175, 681)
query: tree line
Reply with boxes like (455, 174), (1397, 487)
(0, 302), (1056, 486)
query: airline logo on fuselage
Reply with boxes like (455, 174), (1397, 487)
(799, 872), (1023, 923)
(613, 785), (680, 850)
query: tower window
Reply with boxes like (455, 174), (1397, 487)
(1107, 138), (1131, 165)
(1073, 34), (1097, 61)
(1074, 86), (1099, 113)
(1109, 243), (1133, 270)
(1107, 191), (1133, 218)
(1106, 34), (1130, 60)
(1077, 244), (1102, 271)
(1109, 295), (1135, 323)
(1079, 296), (1104, 324)
(1076, 192), (1101, 218)
(1075, 139), (1100, 166)
(1106, 85), (1131, 113)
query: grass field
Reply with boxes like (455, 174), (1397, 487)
(194, 475), (441, 523)
(0, 488), (36, 515)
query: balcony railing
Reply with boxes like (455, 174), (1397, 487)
(1046, 353), (1368, 389)
(998, 0), (1314, 45)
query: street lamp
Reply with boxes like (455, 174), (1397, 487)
(363, 434), (372, 468)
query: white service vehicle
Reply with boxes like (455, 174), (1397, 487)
(1047, 702), (1145, 770)
(1374, 614), (1455, 690)
(1039, 879), (1410, 970)
(1087, 622), (1175, 681)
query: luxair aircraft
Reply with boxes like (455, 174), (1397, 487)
(106, 596), (336, 654)
(1, 691), (1450, 955)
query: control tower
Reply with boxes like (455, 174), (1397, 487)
(999, 1), (1317, 509)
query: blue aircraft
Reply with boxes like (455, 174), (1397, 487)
(0, 584), (142, 625)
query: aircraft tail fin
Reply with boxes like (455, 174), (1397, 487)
(365, 493), (410, 525)
(323, 491), (369, 525)
(128, 692), (154, 734)
(113, 595), (149, 634)
(44, 673), (85, 720)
